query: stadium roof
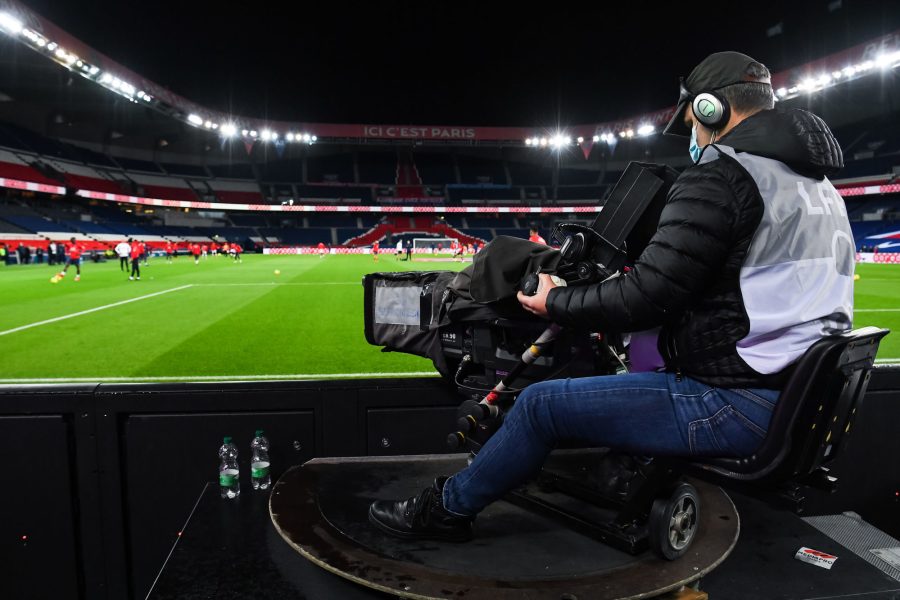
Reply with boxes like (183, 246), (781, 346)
(0, 0), (898, 152)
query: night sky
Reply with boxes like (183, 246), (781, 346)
(18, 0), (900, 127)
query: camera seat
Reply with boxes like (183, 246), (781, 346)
(499, 326), (889, 560)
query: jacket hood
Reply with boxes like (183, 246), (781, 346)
(717, 107), (843, 180)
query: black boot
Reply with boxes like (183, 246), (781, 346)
(368, 477), (474, 542)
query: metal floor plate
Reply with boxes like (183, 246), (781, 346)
(804, 512), (900, 581)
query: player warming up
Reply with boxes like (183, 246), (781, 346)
(56, 237), (84, 282)
(129, 239), (143, 280)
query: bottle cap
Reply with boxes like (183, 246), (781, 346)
(255, 429), (264, 437)
(223, 436), (232, 444)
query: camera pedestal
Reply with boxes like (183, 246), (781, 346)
(269, 452), (739, 600)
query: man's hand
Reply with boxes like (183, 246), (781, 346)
(516, 273), (557, 318)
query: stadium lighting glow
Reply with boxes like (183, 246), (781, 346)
(525, 138), (532, 146)
(311, 135), (317, 142)
(302, 133), (311, 142)
(260, 129), (273, 141)
(204, 120), (213, 128)
(89, 66), (99, 75)
(47, 42), (58, 51)
(876, 51), (900, 69)
(577, 136), (584, 144)
(286, 132), (295, 142)
(637, 124), (654, 136)
(187, 114), (203, 126)
(250, 130), (258, 138)
(592, 135), (600, 143)
(539, 138), (548, 147)
(271, 131), (278, 140)
(20, 28), (47, 46)
(220, 123), (237, 137)
(776, 87), (788, 98)
(0, 12), (23, 35)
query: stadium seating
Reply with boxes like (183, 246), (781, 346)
(207, 163), (255, 179)
(457, 155), (507, 184)
(307, 153), (355, 183)
(0, 111), (897, 251)
(115, 156), (164, 173)
(559, 168), (600, 185)
(508, 161), (553, 186)
(415, 153), (456, 185)
(357, 151), (398, 184)
(161, 163), (208, 178)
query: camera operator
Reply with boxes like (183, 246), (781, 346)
(369, 51), (854, 542)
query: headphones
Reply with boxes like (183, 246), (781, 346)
(677, 78), (734, 132)
(691, 91), (730, 131)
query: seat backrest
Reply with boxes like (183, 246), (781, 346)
(694, 326), (889, 483)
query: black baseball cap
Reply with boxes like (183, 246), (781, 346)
(663, 51), (770, 137)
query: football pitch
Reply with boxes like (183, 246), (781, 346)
(0, 254), (897, 383)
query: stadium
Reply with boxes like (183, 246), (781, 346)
(1, 1), (899, 598)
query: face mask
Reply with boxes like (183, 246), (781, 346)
(689, 123), (702, 163)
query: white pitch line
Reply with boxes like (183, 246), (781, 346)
(854, 308), (900, 312)
(0, 371), (439, 384)
(0, 284), (194, 337)
(194, 282), (358, 286)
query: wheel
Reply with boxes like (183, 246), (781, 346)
(648, 482), (700, 560)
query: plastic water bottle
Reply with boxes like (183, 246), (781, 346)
(250, 430), (271, 490)
(218, 436), (240, 499)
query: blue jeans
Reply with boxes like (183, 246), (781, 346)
(442, 372), (779, 517)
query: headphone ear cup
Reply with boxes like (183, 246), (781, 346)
(692, 92), (730, 129)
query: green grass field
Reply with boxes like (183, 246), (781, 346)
(0, 255), (897, 383)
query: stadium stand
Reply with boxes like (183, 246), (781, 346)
(357, 151), (399, 184)
(207, 162), (255, 179)
(307, 153), (355, 183)
(161, 162), (208, 178)
(415, 152), (457, 184)
(457, 155), (507, 184)
(0, 58), (897, 252)
(114, 156), (164, 173)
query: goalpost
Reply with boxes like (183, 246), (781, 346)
(411, 237), (459, 260)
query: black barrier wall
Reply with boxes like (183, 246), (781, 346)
(0, 372), (898, 600)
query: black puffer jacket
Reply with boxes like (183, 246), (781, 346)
(546, 107), (843, 389)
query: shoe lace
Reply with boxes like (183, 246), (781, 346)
(404, 486), (438, 527)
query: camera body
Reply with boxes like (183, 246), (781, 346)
(364, 161), (679, 400)
(441, 318), (625, 399)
